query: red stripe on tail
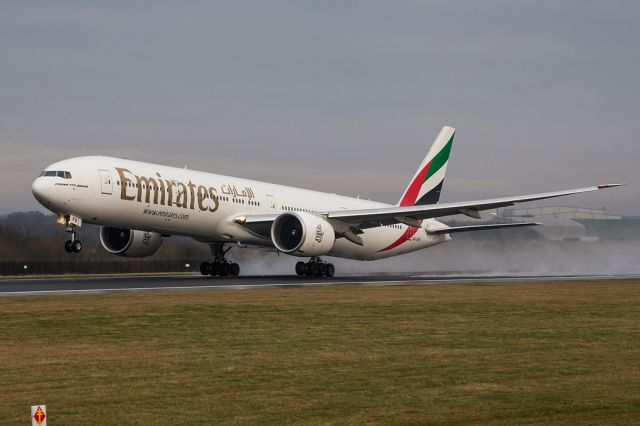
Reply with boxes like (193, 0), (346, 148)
(399, 161), (431, 207)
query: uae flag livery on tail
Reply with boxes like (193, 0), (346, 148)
(377, 126), (455, 253)
(398, 126), (455, 207)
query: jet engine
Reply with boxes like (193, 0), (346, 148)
(271, 212), (335, 257)
(99, 226), (163, 257)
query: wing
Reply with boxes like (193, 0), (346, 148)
(325, 184), (624, 229)
(232, 184), (624, 238)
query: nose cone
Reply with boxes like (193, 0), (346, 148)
(32, 177), (51, 206)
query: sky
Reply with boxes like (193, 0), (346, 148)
(1, 1), (638, 215)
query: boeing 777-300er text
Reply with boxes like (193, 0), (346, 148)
(32, 126), (623, 277)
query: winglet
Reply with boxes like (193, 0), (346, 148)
(597, 183), (626, 189)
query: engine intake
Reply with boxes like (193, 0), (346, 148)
(271, 212), (335, 257)
(99, 226), (163, 258)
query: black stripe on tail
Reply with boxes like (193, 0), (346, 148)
(415, 181), (444, 206)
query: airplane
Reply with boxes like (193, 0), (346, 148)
(32, 126), (623, 277)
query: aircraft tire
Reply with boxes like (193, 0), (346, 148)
(220, 263), (230, 276)
(309, 262), (320, 277)
(64, 240), (73, 253)
(200, 262), (211, 275)
(319, 263), (327, 277)
(230, 263), (240, 276)
(295, 261), (306, 276)
(210, 262), (221, 276)
(325, 263), (335, 277)
(72, 240), (83, 253)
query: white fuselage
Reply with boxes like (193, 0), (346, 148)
(32, 156), (450, 261)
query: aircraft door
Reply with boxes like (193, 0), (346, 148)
(98, 169), (113, 195)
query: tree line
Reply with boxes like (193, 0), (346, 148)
(0, 211), (210, 261)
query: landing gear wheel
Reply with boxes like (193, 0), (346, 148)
(72, 240), (82, 253)
(210, 262), (221, 276)
(297, 258), (336, 277)
(64, 239), (82, 253)
(319, 263), (327, 277)
(325, 263), (335, 277)
(205, 243), (240, 278)
(309, 262), (320, 276)
(200, 262), (211, 276)
(220, 263), (230, 277)
(295, 261), (306, 276)
(230, 263), (240, 276)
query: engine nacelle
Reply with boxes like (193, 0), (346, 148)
(271, 212), (335, 257)
(99, 226), (163, 258)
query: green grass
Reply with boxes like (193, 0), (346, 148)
(1, 280), (640, 424)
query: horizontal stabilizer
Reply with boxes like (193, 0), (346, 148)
(427, 222), (540, 235)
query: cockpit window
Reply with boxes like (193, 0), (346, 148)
(40, 170), (72, 179)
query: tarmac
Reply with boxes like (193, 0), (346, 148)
(1, 273), (638, 296)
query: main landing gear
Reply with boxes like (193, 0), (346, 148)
(200, 242), (240, 277)
(296, 258), (335, 277)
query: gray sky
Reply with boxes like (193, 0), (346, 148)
(1, 1), (638, 215)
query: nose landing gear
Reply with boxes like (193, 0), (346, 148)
(200, 242), (240, 277)
(296, 258), (335, 277)
(61, 214), (83, 253)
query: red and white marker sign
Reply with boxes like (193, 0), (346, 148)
(31, 405), (46, 426)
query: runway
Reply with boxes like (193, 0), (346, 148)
(1, 273), (638, 296)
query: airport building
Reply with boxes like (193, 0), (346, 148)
(501, 207), (640, 241)
(503, 206), (621, 220)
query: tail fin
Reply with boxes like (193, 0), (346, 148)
(397, 125), (455, 207)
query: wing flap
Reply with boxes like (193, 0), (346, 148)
(427, 222), (540, 235)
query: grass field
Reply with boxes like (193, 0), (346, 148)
(2, 280), (640, 424)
